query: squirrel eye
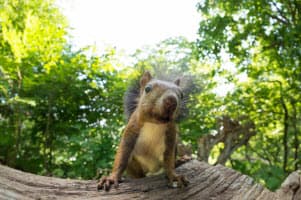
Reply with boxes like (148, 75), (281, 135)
(145, 85), (152, 93)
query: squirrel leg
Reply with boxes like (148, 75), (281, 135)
(98, 131), (138, 191)
(164, 125), (189, 188)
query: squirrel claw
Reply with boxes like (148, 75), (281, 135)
(168, 174), (189, 188)
(97, 176), (119, 191)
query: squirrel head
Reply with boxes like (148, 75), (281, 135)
(137, 71), (183, 124)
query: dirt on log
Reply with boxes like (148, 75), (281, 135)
(0, 160), (300, 200)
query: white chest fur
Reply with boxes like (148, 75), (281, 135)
(132, 122), (167, 175)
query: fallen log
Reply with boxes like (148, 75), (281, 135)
(0, 160), (300, 200)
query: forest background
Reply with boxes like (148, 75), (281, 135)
(0, 0), (300, 191)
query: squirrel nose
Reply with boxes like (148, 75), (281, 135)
(163, 96), (178, 112)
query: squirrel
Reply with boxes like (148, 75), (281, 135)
(97, 71), (189, 191)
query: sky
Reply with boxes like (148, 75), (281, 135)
(57, 0), (200, 53)
(56, 0), (237, 96)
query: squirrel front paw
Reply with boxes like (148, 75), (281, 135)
(168, 173), (189, 188)
(97, 174), (120, 191)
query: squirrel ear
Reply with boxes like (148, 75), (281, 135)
(140, 71), (152, 87)
(174, 78), (180, 86)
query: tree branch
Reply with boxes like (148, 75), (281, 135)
(0, 161), (300, 199)
(271, 1), (290, 24)
(266, 12), (289, 25)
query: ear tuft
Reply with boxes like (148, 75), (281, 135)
(174, 78), (180, 86)
(140, 71), (152, 87)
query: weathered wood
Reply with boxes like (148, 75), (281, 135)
(0, 160), (300, 200)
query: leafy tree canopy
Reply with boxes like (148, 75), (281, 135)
(0, 0), (300, 191)
(197, 0), (301, 190)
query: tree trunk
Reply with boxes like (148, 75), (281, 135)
(291, 100), (299, 171)
(0, 160), (300, 200)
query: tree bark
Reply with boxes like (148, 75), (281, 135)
(0, 160), (300, 200)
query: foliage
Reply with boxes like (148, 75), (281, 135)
(0, 0), (300, 192)
(197, 0), (301, 190)
(0, 0), (126, 179)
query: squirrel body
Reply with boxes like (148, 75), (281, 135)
(130, 122), (167, 176)
(98, 71), (188, 191)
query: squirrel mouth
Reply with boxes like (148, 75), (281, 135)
(156, 112), (175, 123)
(157, 117), (170, 123)
(150, 112), (172, 123)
